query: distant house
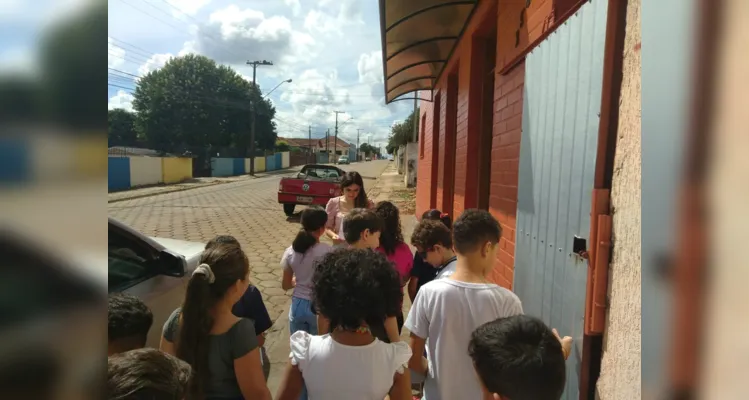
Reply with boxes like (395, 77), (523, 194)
(278, 136), (352, 162)
(108, 146), (176, 157)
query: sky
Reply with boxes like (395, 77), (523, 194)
(106, 0), (414, 150)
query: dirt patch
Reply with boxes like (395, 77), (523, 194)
(389, 187), (416, 215)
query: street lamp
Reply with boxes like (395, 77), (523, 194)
(264, 78), (292, 98)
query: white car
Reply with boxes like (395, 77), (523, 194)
(108, 217), (204, 348)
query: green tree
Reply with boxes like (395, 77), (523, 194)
(360, 143), (380, 157)
(132, 54), (276, 155)
(275, 140), (291, 152)
(386, 107), (419, 154)
(108, 109), (138, 146)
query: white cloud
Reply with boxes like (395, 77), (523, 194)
(108, 90), (135, 112)
(167, 0), (211, 17)
(138, 53), (174, 76)
(283, 0), (301, 17)
(108, 37), (125, 69)
(304, 10), (341, 36)
(357, 51), (382, 85)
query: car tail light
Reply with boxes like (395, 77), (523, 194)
(279, 182), (283, 192)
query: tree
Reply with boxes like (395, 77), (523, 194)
(132, 54), (277, 155)
(359, 143), (380, 157)
(108, 109), (138, 147)
(275, 140), (290, 152)
(386, 107), (419, 154)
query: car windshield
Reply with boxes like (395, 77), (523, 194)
(298, 166), (341, 179)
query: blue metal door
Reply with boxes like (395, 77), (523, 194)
(513, 1), (608, 398)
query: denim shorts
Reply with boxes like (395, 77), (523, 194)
(289, 297), (318, 335)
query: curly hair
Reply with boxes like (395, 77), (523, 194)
(312, 248), (401, 331)
(374, 201), (404, 255)
(411, 219), (452, 250)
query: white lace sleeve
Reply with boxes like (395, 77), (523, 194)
(289, 331), (312, 371)
(391, 341), (413, 375)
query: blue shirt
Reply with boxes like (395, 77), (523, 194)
(232, 285), (272, 335)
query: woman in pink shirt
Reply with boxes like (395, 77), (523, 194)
(374, 201), (413, 334)
(324, 171), (374, 247)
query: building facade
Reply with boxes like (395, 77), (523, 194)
(379, 0), (640, 398)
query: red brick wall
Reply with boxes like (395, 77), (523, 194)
(416, 95), (434, 215)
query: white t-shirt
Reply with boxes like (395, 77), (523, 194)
(289, 331), (412, 400)
(435, 258), (457, 280)
(405, 279), (523, 400)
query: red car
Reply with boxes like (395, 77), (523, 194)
(278, 164), (345, 216)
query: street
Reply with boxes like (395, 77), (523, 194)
(107, 160), (390, 322)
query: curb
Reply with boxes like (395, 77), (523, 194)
(108, 181), (226, 203)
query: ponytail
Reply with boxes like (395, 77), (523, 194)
(294, 206), (328, 254)
(176, 270), (214, 396)
(292, 229), (318, 254)
(422, 209), (452, 230)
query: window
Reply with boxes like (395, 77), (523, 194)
(299, 166), (342, 180)
(108, 228), (158, 292)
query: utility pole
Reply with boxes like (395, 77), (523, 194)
(333, 111), (344, 163)
(308, 125), (312, 163)
(356, 129), (361, 162)
(325, 129), (329, 160)
(246, 59), (273, 176)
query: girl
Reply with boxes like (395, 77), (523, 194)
(324, 171), (374, 247)
(281, 206), (332, 335)
(407, 209), (452, 302)
(275, 249), (412, 400)
(160, 244), (271, 400)
(374, 201), (413, 334)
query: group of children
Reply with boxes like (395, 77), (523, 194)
(107, 202), (573, 400)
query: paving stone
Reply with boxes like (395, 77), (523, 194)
(263, 287), (287, 296)
(255, 272), (276, 281)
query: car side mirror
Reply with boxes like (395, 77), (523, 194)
(157, 249), (187, 277)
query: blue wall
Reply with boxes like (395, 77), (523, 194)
(0, 139), (30, 184)
(275, 153), (282, 169)
(211, 158), (235, 177)
(108, 157), (131, 191)
(266, 155), (276, 171)
(232, 158), (245, 175)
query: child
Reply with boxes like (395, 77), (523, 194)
(404, 209), (523, 400)
(275, 249), (412, 400)
(108, 293), (153, 356)
(374, 201), (413, 333)
(281, 206), (332, 335)
(206, 235), (273, 381)
(342, 207), (383, 249)
(468, 315), (572, 400)
(410, 219), (457, 281)
(108, 348), (193, 400)
(160, 243), (271, 400)
(407, 210), (452, 302)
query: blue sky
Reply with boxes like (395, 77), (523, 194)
(105, 0), (413, 149)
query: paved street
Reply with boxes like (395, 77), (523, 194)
(108, 160), (390, 322)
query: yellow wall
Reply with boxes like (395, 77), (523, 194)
(162, 157), (192, 183)
(74, 136), (107, 177)
(254, 156), (266, 173)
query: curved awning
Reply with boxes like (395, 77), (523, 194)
(379, 0), (478, 104)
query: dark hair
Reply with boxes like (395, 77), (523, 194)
(108, 293), (153, 348)
(422, 208), (452, 230)
(292, 206), (328, 254)
(452, 209), (501, 254)
(205, 235), (241, 250)
(374, 201), (404, 255)
(342, 208), (383, 244)
(411, 219), (452, 250)
(312, 248), (401, 331)
(177, 244), (249, 397)
(108, 348), (193, 400)
(468, 315), (566, 400)
(341, 171), (369, 208)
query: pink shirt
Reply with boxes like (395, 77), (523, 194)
(376, 242), (414, 285)
(325, 196), (375, 240)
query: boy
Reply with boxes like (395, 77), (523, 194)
(108, 293), (153, 356)
(469, 315), (572, 400)
(205, 235), (273, 380)
(410, 219), (457, 282)
(108, 348), (193, 400)
(404, 209), (523, 400)
(342, 208), (383, 249)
